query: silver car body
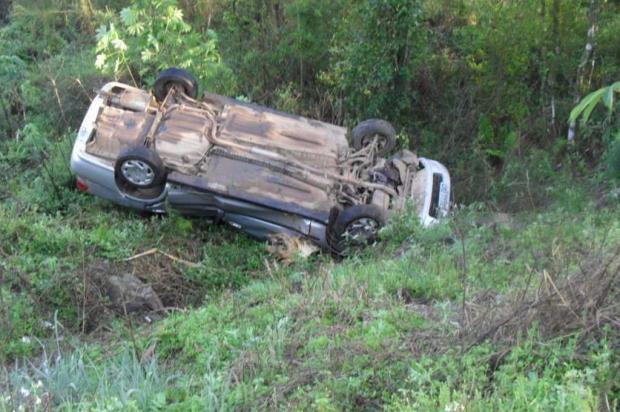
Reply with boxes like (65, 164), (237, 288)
(71, 82), (451, 248)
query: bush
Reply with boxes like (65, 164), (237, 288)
(324, 0), (425, 125)
(95, 0), (236, 94)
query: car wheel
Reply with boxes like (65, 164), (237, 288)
(329, 204), (387, 255)
(115, 146), (166, 192)
(153, 68), (199, 102)
(351, 119), (397, 157)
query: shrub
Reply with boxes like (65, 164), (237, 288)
(95, 0), (236, 94)
(324, 0), (425, 124)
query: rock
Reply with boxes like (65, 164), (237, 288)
(104, 274), (164, 313)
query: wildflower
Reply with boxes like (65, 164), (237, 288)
(20, 336), (31, 344)
(445, 401), (465, 412)
(33, 380), (43, 389)
(35, 397), (42, 406)
(19, 387), (30, 397)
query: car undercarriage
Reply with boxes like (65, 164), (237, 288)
(71, 68), (451, 254)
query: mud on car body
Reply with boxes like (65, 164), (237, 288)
(71, 68), (451, 254)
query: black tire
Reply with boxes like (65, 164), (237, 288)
(153, 68), (199, 102)
(115, 146), (166, 192)
(328, 204), (387, 255)
(351, 119), (397, 157)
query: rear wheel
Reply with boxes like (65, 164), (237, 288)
(328, 204), (387, 255)
(153, 68), (199, 102)
(115, 146), (166, 197)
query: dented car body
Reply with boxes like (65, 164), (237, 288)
(71, 69), (451, 253)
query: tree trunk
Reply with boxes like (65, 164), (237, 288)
(550, 0), (560, 131)
(567, 0), (600, 142)
(0, 0), (11, 24)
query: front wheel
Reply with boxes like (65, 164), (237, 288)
(351, 119), (397, 157)
(328, 204), (387, 256)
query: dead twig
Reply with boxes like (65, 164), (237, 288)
(74, 78), (93, 102)
(542, 269), (580, 321)
(123, 247), (201, 268)
(49, 76), (69, 128)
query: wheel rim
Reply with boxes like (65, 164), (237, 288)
(121, 159), (155, 186)
(342, 217), (380, 246)
(361, 134), (389, 151)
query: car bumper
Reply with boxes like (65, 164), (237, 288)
(417, 158), (451, 226)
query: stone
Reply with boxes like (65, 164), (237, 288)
(104, 274), (164, 313)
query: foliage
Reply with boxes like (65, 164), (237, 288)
(0, 2), (106, 137)
(570, 81), (620, 125)
(217, 0), (348, 117)
(95, 0), (236, 93)
(3, 197), (617, 409)
(323, 0), (425, 125)
(569, 81), (620, 179)
(1, 343), (189, 411)
(387, 338), (614, 411)
(0, 55), (26, 136)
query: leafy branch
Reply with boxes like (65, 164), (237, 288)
(94, 0), (227, 89)
(569, 81), (620, 125)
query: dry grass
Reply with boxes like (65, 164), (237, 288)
(462, 247), (620, 353)
(266, 233), (319, 264)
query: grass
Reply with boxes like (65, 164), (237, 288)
(2, 155), (618, 410)
(1, 115), (619, 411)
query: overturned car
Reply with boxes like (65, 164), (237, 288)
(71, 68), (451, 254)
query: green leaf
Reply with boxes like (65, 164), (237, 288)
(569, 88), (606, 124)
(570, 81), (620, 124)
(581, 93), (604, 124)
(168, 7), (184, 23)
(95, 53), (107, 69)
(95, 24), (108, 41)
(111, 39), (128, 52)
(127, 22), (145, 36)
(120, 7), (136, 26)
(602, 85), (614, 113)
(141, 49), (153, 62)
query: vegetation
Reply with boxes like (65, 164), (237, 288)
(1, 0), (619, 410)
